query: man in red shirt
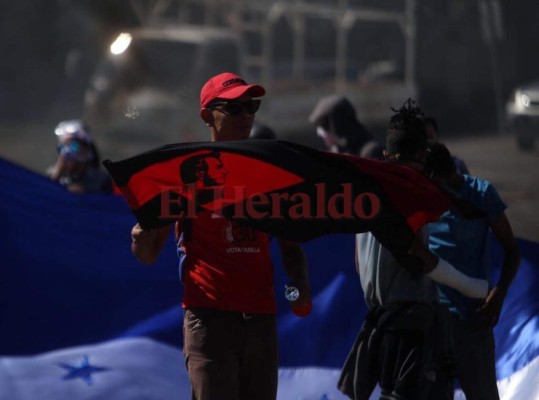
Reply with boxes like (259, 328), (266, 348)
(131, 72), (311, 400)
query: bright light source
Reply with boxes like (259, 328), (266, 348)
(110, 33), (132, 55)
(520, 94), (530, 107)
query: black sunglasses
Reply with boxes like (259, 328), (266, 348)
(207, 99), (261, 116)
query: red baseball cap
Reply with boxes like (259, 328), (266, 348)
(200, 72), (265, 108)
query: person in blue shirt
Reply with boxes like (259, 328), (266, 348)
(425, 141), (521, 400)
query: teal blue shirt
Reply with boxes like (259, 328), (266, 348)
(428, 175), (506, 320)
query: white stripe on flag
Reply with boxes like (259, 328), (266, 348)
(2, 338), (538, 400)
(0, 338), (189, 400)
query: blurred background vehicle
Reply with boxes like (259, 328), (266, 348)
(506, 80), (539, 151)
(81, 0), (417, 160)
(83, 25), (245, 160)
(1, 0), (539, 171)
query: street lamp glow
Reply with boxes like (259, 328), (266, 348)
(520, 94), (530, 107)
(110, 33), (132, 55)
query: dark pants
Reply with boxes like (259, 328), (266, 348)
(183, 307), (278, 400)
(378, 329), (434, 400)
(338, 303), (441, 400)
(430, 315), (499, 400)
(455, 317), (500, 400)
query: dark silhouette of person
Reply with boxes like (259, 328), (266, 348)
(309, 95), (383, 159)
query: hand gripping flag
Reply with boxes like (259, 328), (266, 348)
(103, 140), (452, 271)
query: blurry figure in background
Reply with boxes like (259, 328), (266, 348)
(422, 116), (470, 175)
(250, 122), (277, 140)
(425, 142), (520, 400)
(309, 95), (383, 159)
(47, 120), (112, 194)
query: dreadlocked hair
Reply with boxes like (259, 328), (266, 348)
(385, 98), (428, 161)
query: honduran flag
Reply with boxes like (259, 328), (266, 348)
(1, 156), (538, 400)
(103, 139), (453, 271)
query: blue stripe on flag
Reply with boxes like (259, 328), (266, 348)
(2, 157), (539, 399)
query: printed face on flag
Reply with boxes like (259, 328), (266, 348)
(103, 140), (454, 270)
(118, 149), (308, 220)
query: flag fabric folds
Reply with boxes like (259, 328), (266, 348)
(2, 157), (539, 400)
(103, 139), (452, 270)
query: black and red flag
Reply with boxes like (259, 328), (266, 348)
(103, 140), (452, 270)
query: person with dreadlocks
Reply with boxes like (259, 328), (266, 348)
(337, 99), (489, 400)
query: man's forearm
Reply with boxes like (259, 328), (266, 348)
(409, 232), (488, 298)
(131, 224), (171, 265)
(281, 245), (309, 284)
(132, 241), (159, 264)
(277, 239), (310, 302)
(427, 257), (489, 298)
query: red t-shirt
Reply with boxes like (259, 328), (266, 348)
(177, 212), (276, 314)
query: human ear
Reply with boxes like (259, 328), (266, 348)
(200, 108), (213, 126)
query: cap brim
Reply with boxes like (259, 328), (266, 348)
(217, 84), (266, 101)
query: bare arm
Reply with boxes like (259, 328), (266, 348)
(131, 223), (173, 265)
(408, 231), (488, 299)
(490, 212), (521, 292)
(478, 212), (521, 326)
(408, 231), (439, 272)
(277, 238), (311, 306)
